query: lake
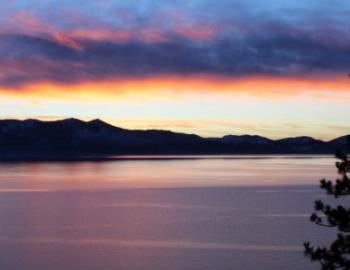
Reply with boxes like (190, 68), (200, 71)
(0, 155), (342, 270)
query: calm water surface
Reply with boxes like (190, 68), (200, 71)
(0, 155), (342, 270)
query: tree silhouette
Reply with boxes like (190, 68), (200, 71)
(304, 136), (350, 269)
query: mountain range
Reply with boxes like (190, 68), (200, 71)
(0, 118), (348, 160)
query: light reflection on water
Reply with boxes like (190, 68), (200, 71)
(0, 155), (336, 191)
(0, 155), (340, 270)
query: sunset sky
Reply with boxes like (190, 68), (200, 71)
(0, 0), (349, 139)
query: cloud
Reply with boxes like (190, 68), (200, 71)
(0, 28), (349, 88)
(0, 0), (349, 89)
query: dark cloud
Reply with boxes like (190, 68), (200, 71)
(0, 27), (349, 87)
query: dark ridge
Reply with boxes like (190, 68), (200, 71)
(0, 118), (348, 160)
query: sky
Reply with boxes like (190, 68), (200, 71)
(0, 0), (349, 139)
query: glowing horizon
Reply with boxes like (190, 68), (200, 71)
(0, 0), (349, 140)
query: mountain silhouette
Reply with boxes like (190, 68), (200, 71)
(0, 118), (347, 160)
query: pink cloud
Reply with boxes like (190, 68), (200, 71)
(173, 26), (215, 41)
(138, 28), (169, 43)
(69, 29), (131, 43)
(51, 33), (84, 50)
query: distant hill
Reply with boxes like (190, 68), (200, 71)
(0, 118), (348, 160)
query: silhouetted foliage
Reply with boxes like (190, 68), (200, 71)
(304, 136), (350, 269)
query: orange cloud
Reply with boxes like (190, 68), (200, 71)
(0, 75), (349, 101)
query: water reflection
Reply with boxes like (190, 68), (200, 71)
(0, 156), (338, 270)
(0, 155), (336, 191)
